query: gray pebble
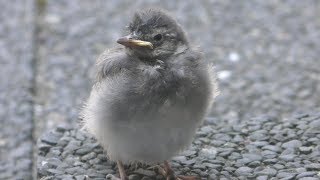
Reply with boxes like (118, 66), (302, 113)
(47, 168), (64, 175)
(75, 175), (86, 180)
(257, 168), (277, 176)
(180, 150), (197, 157)
(276, 172), (297, 179)
(242, 153), (262, 162)
(256, 176), (268, 180)
(172, 156), (187, 162)
(235, 166), (253, 176)
(305, 163), (320, 170)
(134, 168), (156, 177)
(262, 145), (282, 152)
(41, 132), (62, 145)
(128, 174), (141, 180)
(81, 152), (97, 161)
(299, 146), (313, 154)
(299, 177), (320, 180)
(273, 164), (285, 170)
(261, 150), (278, 159)
(296, 172), (317, 179)
(282, 140), (302, 149)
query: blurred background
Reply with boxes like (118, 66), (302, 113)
(0, 0), (319, 179)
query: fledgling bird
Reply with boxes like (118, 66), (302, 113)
(81, 9), (218, 180)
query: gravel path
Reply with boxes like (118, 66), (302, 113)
(38, 113), (320, 179)
(0, 1), (35, 179)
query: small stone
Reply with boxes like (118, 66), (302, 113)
(199, 147), (217, 159)
(299, 146), (313, 154)
(209, 173), (218, 179)
(129, 174), (141, 180)
(46, 169), (64, 175)
(256, 176), (268, 180)
(65, 167), (85, 174)
(183, 159), (196, 166)
(75, 175), (86, 180)
(305, 163), (320, 170)
(296, 172), (317, 179)
(46, 158), (62, 168)
(262, 145), (282, 152)
(233, 135), (244, 142)
(89, 158), (101, 165)
(97, 169), (115, 175)
(56, 175), (73, 180)
(218, 148), (234, 157)
(235, 167), (253, 176)
(180, 150), (197, 157)
(75, 142), (100, 155)
(134, 168), (156, 177)
(251, 141), (269, 147)
(41, 132), (62, 145)
(309, 119), (320, 127)
(299, 177), (319, 180)
(276, 172), (297, 179)
(214, 133), (231, 141)
(248, 161), (260, 167)
(279, 154), (296, 161)
(282, 140), (302, 149)
(295, 167), (307, 173)
(257, 168), (277, 176)
(263, 158), (278, 164)
(228, 152), (241, 160)
(273, 164), (285, 170)
(261, 150), (277, 159)
(81, 152), (97, 161)
(75, 132), (86, 141)
(172, 156), (187, 162)
(249, 130), (269, 141)
(242, 153), (262, 162)
(39, 143), (52, 153)
(236, 158), (251, 166)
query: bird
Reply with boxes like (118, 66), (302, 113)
(81, 8), (218, 180)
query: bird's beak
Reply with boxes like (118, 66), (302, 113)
(117, 36), (153, 49)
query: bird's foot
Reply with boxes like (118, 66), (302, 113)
(106, 174), (120, 180)
(157, 161), (200, 180)
(106, 160), (128, 180)
(176, 175), (200, 180)
(106, 174), (128, 180)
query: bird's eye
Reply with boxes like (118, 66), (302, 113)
(153, 34), (162, 41)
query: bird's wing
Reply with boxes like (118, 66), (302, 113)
(95, 48), (133, 82)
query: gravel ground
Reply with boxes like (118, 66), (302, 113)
(38, 113), (320, 179)
(0, 1), (35, 179)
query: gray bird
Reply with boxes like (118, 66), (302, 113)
(81, 9), (218, 180)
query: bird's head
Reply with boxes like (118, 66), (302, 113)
(117, 9), (189, 60)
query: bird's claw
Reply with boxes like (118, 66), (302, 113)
(177, 175), (200, 180)
(157, 164), (200, 180)
(106, 174), (120, 180)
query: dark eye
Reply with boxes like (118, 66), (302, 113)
(153, 34), (162, 41)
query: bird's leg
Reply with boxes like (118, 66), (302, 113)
(158, 161), (199, 180)
(117, 160), (129, 180)
(106, 160), (128, 180)
(163, 160), (176, 180)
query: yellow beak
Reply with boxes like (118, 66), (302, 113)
(117, 36), (153, 49)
